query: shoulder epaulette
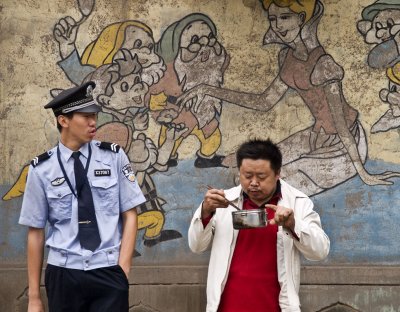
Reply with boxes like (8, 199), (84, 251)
(31, 150), (53, 167)
(97, 142), (120, 153)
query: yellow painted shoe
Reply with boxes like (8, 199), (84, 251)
(2, 164), (29, 200)
(149, 92), (168, 111)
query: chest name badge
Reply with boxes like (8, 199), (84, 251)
(51, 177), (65, 186)
(94, 169), (111, 177)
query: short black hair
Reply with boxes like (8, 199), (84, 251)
(56, 112), (74, 132)
(236, 138), (282, 173)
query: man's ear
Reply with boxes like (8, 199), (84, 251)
(57, 115), (69, 129)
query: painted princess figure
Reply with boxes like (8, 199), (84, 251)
(178, 0), (400, 195)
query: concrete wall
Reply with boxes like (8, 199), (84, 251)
(4, 266), (400, 311)
(1, 0), (400, 311)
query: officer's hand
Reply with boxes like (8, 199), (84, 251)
(28, 296), (45, 312)
(119, 263), (130, 279)
(201, 187), (229, 219)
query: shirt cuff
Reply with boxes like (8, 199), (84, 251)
(201, 214), (213, 228)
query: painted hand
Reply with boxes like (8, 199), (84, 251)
(165, 123), (188, 141)
(177, 84), (207, 113)
(133, 110), (149, 131)
(53, 16), (78, 47)
(360, 171), (400, 186)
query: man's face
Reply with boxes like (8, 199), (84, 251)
(239, 158), (280, 206)
(60, 112), (97, 146)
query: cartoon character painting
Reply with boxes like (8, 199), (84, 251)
(82, 48), (186, 247)
(149, 13), (230, 168)
(357, 0), (400, 133)
(178, 0), (400, 195)
(4, 0), (400, 254)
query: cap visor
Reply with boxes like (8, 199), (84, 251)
(74, 104), (102, 113)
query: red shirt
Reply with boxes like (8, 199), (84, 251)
(217, 185), (282, 312)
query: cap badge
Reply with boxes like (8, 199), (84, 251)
(86, 85), (93, 98)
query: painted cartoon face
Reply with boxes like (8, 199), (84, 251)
(122, 26), (157, 67)
(108, 72), (149, 111)
(175, 20), (226, 89)
(174, 19), (227, 126)
(180, 21), (215, 51)
(267, 3), (305, 44)
(362, 10), (400, 44)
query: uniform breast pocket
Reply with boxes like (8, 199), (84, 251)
(46, 185), (73, 223)
(91, 178), (119, 215)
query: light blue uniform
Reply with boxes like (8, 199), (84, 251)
(19, 140), (146, 270)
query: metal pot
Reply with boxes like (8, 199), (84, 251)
(232, 209), (267, 229)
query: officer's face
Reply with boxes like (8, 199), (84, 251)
(239, 158), (280, 206)
(59, 112), (97, 148)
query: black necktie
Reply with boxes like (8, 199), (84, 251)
(72, 151), (101, 251)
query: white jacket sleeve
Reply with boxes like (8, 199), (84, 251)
(290, 197), (330, 261)
(188, 203), (214, 254)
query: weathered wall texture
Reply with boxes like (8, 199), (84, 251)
(1, 0), (400, 311)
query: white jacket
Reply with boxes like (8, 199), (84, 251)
(188, 180), (330, 312)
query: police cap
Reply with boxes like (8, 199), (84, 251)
(44, 81), (101, 116)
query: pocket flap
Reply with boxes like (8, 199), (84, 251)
(91, 178), (117, 189)
(47, 185), (72, 199)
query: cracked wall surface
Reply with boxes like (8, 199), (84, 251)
(1, 0), (400, 311)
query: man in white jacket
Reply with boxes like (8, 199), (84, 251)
(188, 139), (330, 312)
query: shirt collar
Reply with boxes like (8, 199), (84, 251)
(58, 141), (90, 162)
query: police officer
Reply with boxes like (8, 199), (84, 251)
(19, 81), (146, 312)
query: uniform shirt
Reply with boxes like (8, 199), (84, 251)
(19, 140), (146, 270)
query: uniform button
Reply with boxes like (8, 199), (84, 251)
(58, 194), (62, 197)
(108, 251), (112, 254)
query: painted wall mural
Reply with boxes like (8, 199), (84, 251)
(1, 0), (400, 267)
(357, 0), (400, 134)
